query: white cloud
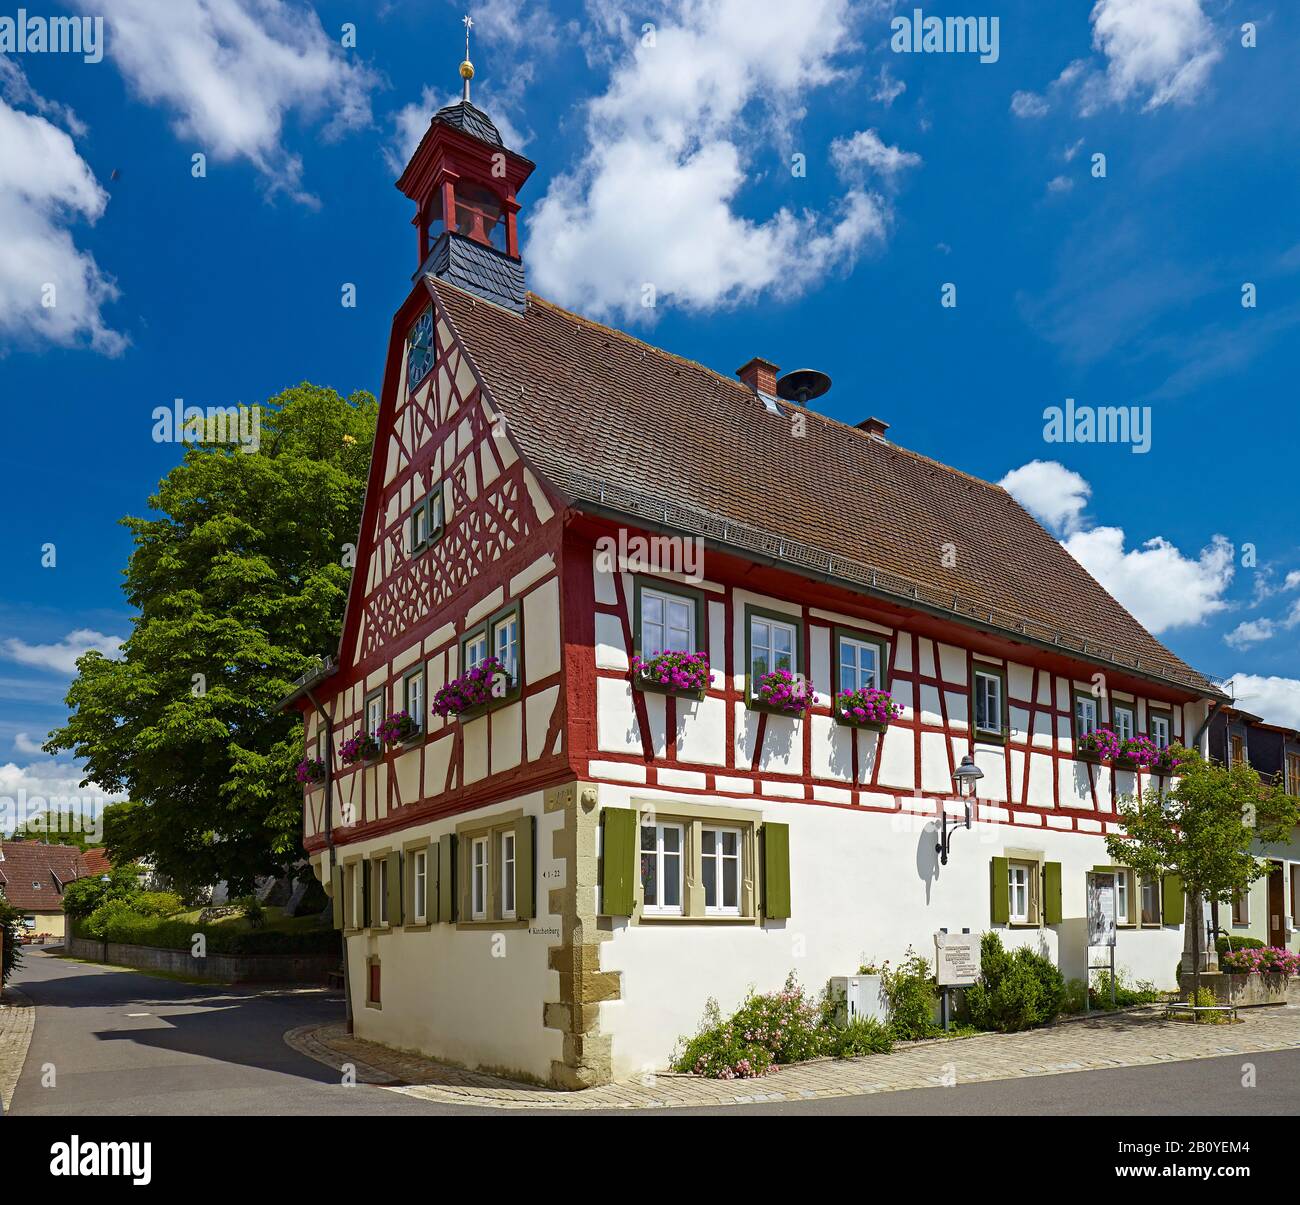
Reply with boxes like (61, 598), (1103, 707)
(1010, 90), (1049, 118)
(1285, 570), (1300, 591)
(0, 81), (124, 354)
(83, 0), (378, 205)
(1223, 619), (1276, 651)
(1063, 527), (1234, 635)
(1084, 0), (1221, 113)
(999, 460), (1091, 535)
(526, 0), (897, 321)
(830, 129), (922, 182)
(1221, 674), (1300, 731)
(0, 758), (122, 838)
(1046, 174), (1074, 194)
(1, 629), (123, 675)
(13, 732), (45, 757)
(872, 65), (905, 107)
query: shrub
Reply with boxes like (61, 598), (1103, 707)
(1062, 978), (1089, 1014)
(234, 894), (267, 929)
(1185, 986), (1230, 1024)
(0, 897), (23, 986)
(77, 909), (339, 956)
(672, 998), (773, 1080)
(1215, 935), (1264, 955)
(882, 947), (939, 1040)
(1092, 968), (1162, 1009)
(727, 973), (825, 1065)
(133, 891), (183, 918)
(61, 862), (143, 920)
(84, 897), (148, 941)
(825, 1017), (893, 1058)
(966, 933), (1065, 1033)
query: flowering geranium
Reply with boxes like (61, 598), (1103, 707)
(753, 668), (813, 715)
(835, 686), (902, 727)
(631, 650), (710, 695)
(1077, 727), (1121, 760)
(433, 655), (509, 718)
(1154, 745), (1185, 775)
(376, 711), (419, 745)
(339, 733), (379, 765)
(1220, 945), (1300, 976)
(1116, 734), (1161, 769)
(295, 757), (325, 784)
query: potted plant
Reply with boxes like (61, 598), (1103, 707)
(1211, 945), (1300, 1007)
(340, 732), (379, 766)
(377, 710), (420, 746)
(752, 668), (813, 716)
(834, 686), (902, 731)
(630, 650), (710, 699)
(1115, 734), (1160, 771)
(1076, 727), (1119, 763)
(295, 756), (325, 785)
(433, 655), (511, 720)
(1153, 744), (1185, 776)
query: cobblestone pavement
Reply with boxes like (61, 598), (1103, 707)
(285, 1000), (1300, 1111)
(0, 986), (36, 1114)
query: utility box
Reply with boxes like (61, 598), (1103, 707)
(828, 974), (886, 1027)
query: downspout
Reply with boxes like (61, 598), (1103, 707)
(304, 686), (352, 1034)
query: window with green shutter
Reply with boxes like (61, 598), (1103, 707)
(762, 822), (791, 919)
(601, 807), (636, 916)
(386, 851), (403, 927)
(437, 833), (456, 923)
(332, 865), (345, 930)
(1043, 861), (1062, 925)
(990, 856), (1009, 924)
(514, 815), (535, 920)
(1162, 873), (1184, 925)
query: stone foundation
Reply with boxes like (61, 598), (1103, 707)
(1179, 971), (1289, 1007)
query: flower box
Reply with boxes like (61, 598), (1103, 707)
(340, 734), (379, 766)
(631, 651), (709, 700)
(296, 757), (325, 785)
(377, 711), (420, 746)
(834, 687), (901, 731)
(1076, 727), (1120, 761)
(433, 656), (512, 720)
(751, 668), (813, 716)
(1179, 970), (1291, 1008)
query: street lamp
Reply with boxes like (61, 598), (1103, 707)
(937, 754), (983, 865)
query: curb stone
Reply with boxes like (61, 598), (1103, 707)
(0, 986), (36, 1115)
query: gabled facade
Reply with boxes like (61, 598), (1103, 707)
(284, 73), (1226, 1088)
(0, 841), (89, 938)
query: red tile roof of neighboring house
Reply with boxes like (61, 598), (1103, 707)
(80, 847), (112, 877)
(0, 842), (88, 912)
(428, 279), (1218, 697)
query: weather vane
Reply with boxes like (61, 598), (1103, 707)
(460, 14), (475, 102)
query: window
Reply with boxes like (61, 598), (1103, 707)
(428, 490), (444, 541)
(464, 631), (488, 671)
(749, 613), (797, 682)
(1290, 865), (1298, 923)
(1150, 713), (1171, 750)
(412, 850), (428, 923)
(1075, 694), (1098, 738)
(1232, 889), (1249, 926)
(1112, 705), (1135, 742)
(640, 587), (695, 657)
(409, 502), (430, 554)
(316, 727), (328, 765)
(1286, 752), (1300, 795)
(493, 612), (519, 683)
(640, 822), (684, 916)
(701, 827), (741, 915)
(403, 669), (425, 732)
(501, 830), (517, 920)
(365, 690), (385, 742)
(1113, 870), (1130, 925)
(350, 864), (364, 929)
(471, 837), (488, 921)
(1008, 862), (1031, 923)
(406, 307), (434, 392)
(377, 857), (390, 926)
(973, 669), (1004, 737)
(1140, 876), (1160, 925)
(1230, 734), (1245, 767)
(367, 959), (381, 1006)
(838, 634), (884, 694)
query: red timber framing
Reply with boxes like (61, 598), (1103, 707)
(567, 512), (1205, 840)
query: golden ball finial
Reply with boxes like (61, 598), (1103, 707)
(459, 59), (475, 80)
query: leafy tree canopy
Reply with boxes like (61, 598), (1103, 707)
(46, 384), (377, 896)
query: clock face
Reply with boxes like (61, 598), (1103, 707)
(407, 307), (434, 391)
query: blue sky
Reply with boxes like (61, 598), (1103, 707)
(1, 0), (1298, 813)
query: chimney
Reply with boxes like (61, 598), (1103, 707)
(736, 356), (779, 396)
(857, 416), (889, 441)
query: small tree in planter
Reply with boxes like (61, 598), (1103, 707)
(295, 756), (326, 785)
(835, 686), (902, 730)
(433, 655), (511, 719)
(339, 732), (379, 765)
(1106, 746), (1300, 1001)
(376, 711), (419, 745)
(630, 650), (709, 698)
(1077, 727), (1121, 761)
(753, 668), (813, 715)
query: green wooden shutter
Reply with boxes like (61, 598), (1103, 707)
(386, 851), (403, 926)
(331, 865), (345, 930)
(762, 822), (791, 919)
(429, 843), (441, 923)
(990, 856), (1009, 924)
(601, 808), (637, 915)
(362, 860), (372, 929)
(438, 834), (456, 922)
(1162, 872), (1184, 924)
(514, 815), (536, 920)
(1043, 861), (1063, 925)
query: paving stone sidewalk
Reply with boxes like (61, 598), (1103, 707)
(0, 986), (35, 1114)
(285, 1001), (1300, 1111)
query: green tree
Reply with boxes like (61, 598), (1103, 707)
(46, 384), (377, 897)
(61, 860), (143, 920)
(1, 896), (22, 987)
(1106, 746), (1300, 999)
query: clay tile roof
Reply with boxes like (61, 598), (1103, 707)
(429, 279), (1218, 696)
(80, 847), (113, 877)
(0, 842), (88, 911)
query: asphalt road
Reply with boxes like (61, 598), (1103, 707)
(8, 948), (1300, 1117)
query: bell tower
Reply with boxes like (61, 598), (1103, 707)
(395, 15), (536, 312)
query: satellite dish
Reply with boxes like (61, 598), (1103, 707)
(776, 368), (831, 405)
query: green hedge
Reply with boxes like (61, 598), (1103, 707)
(73, 914), (339, 957)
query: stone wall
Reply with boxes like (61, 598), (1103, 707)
(66, 935), (337, 984)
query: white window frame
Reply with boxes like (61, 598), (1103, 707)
(974, 670), (1003, 735)
(1008, 862), (1030, 924)
(1075, 695), (1098, 738)
(1112, 705), (1135, 742)
(501, 830), (517, 920)
(464, 632), (488, 672)
(366, 692), (385, 741)
(749, 615), (797, 681)
(701, 825), (742, 916)
(640, 586), (696, 657)
(493, 613), (519, 683)
(640, 822), (684, 917)
(837, 635), (881, 694)
(350, 864), (364, 928)
(1113, 870), (1130, 925)
(1150, 714), (1170, 750)
(413, 849), (428, 923)
(404, 671), (425, 732)
(409, 503), (429, 553)
(471, 836), (488, 921)
(377, 857), (389, 927)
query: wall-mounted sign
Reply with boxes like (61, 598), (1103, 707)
(1087, 872), (1116, 948)
(935, 931), (980, 985)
